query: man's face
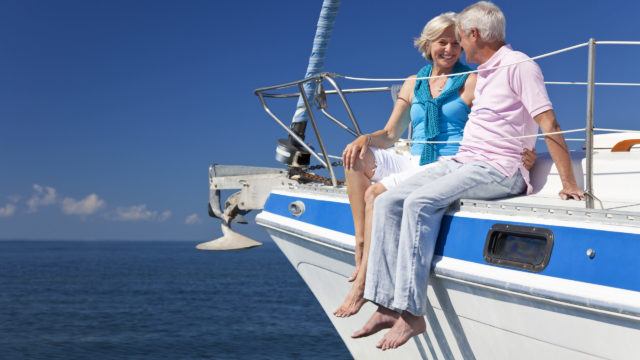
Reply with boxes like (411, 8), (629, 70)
(457, 27), (476, 64)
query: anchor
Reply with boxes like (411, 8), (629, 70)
(196, 190), (261, 250)
(196, 164), (291, 251)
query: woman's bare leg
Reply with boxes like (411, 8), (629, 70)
(344, 150), (376, 282)
(359, 182), (387, 289)
(334, 182), (387, 317)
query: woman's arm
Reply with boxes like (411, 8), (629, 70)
(460, 73), (477, 107)
(343, 76), (417, 169)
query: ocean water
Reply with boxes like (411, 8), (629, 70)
(0, 240), (350, 359)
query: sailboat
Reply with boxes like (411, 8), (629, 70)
(199, 1), (640, 358)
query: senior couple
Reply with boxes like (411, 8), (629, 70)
(335, 1), (584, 351)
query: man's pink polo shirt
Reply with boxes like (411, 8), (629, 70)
(453, 45), (553, 194)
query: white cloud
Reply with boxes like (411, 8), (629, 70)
(158, 210), (172, 222)
(113, 205), (172, 222)
(62, 194), (105, 216)
(184, 213), (201, 225)
(0, 203), (16, 218)
(26, 184), (57, 213)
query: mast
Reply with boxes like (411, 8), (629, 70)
(275, 0), (340, 167)
(291, 0), (340, 130)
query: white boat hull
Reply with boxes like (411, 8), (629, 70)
(260, 217), (640, 360)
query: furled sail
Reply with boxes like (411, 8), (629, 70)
(290, 0), (340, 134)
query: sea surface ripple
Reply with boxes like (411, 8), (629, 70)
(0, 240), (350, 359)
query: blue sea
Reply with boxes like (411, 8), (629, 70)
(0, 240), (350, 359)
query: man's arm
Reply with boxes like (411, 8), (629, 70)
(534, 109), (584, 200)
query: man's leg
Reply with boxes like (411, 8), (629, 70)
(354, 161), (451, 338)
(378, 161), (525, 349)
(363, 161), (451, 309)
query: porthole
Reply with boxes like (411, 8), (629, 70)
(484, 224), (554, 272)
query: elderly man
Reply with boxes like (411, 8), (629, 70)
(353, 1), (584, 350)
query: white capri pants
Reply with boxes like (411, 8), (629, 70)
(369, 147), (436, 190)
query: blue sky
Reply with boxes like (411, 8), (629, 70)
(1, 0), (639, 240)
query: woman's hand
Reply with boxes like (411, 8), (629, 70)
(522, 148), (537, 171)
(342, 135), (371, 170)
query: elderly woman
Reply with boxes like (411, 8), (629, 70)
(334, 12), (534, 318)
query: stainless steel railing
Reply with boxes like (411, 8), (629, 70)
(255, 73), (388, 187)
(255, 40), (640, 209)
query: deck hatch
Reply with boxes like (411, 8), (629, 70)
(484, 224), (554, 272)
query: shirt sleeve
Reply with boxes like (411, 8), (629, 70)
(509, 56), (553, 118)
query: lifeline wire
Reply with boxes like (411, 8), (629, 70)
(596, 41), (640, 45)
(407, 128), (586, 144)
(319, 128), (637, 164)
(546, 81), (640, 87)
(338, 40), (640, 83)
(304, 40), (640, 166)
(594, 128), (640, 134)
(339, 42), (589, 82)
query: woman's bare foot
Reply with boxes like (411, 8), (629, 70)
(376, 311), (426, 350)
(351, 306), (399, 338)
(333, 280), (367, 317)
(347, 265), (360, 282)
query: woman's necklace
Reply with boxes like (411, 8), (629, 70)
(429, 76), (447, 95)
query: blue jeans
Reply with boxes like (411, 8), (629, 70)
(363, 159), (526, 316)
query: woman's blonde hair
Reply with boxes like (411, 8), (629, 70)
(414, 12), (458, 61)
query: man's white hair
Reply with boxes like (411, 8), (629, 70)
(457, 1), (506, 43)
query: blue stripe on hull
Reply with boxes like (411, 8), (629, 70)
(263, 193), (640, 292)
(265, 193), (355, 234)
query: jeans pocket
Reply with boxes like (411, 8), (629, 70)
(510, 172), (527, 195)
(473, 162), (506, 184)
(501, 170), (526, 195)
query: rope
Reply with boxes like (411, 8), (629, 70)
(545, 81), (640, 87)
(323, 154), (343, 160)
(305, 128), (640, 171)
(594, 128), (640, 134)
(596, 41), (640, 45)
(407, 128), (586, 144)
(540, 138), (585, 142)
(338, 42), (589, 82)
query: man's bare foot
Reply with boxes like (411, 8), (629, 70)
(333, 280), (367, 317)
(376, 311), (426, 350)
(347, 265), (360, 282)
(351, 306), (399, 338)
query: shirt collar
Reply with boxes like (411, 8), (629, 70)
(477, 44), (512, 70)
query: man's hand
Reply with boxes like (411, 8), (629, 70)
(559, 185), (585, 200)
(342, 135), (370, 170)
(521, 148), (536, 171)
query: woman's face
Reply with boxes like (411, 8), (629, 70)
(429, 26), (461, 69)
